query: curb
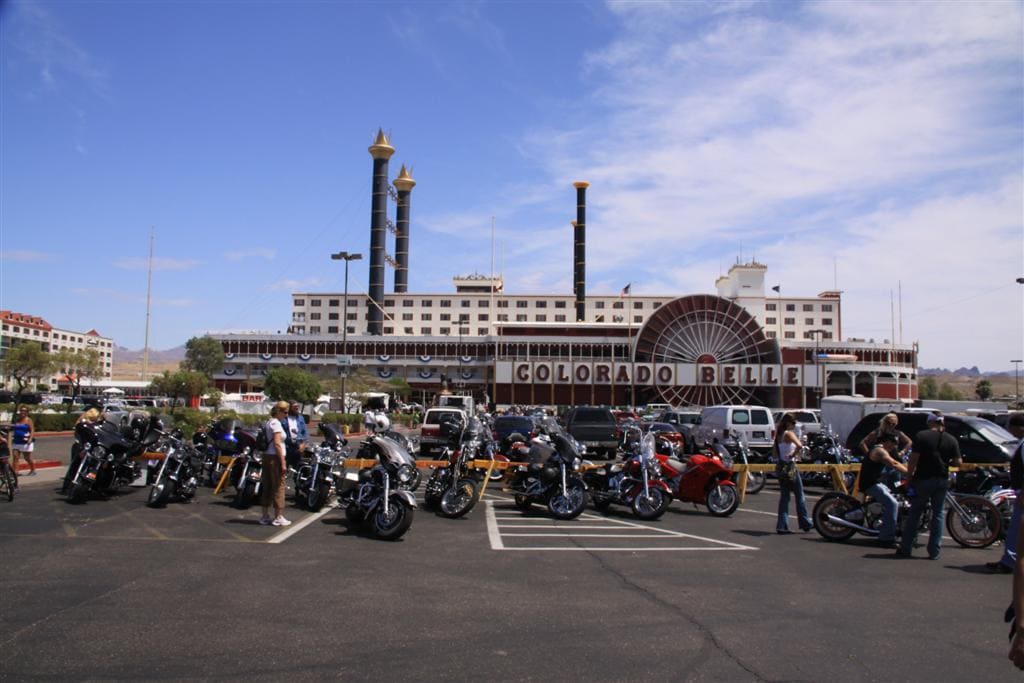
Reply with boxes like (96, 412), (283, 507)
(16, 460), (62, 472)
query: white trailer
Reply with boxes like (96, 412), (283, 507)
(820, 395), (905, 445)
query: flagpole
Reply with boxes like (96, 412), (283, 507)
(627, 283), (634, 410)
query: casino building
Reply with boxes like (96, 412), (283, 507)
(210, 131), (917, 409)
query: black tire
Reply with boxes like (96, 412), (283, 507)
(632, 487), (668, 521)
(2, 464), (15, 501)
(514, 494), (533, 511)
(706, 484), (739, 517)
(234, 481), (255, 509)
(146, 476), (173, 508)
(439, 478), (478, 519)
(946, 496), (1001, 549)
(745, 471), (766, 495)
(344, 505), (365, 524)
(307, 482), (330, 512)
(547, 479), (587, 520)
(372, 498), (414, 540)
(812, 492), (858, 542)
(67, 478), (91, 504)
(592, 496), (612, 513)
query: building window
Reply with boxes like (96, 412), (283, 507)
(347, 313), (357, 321)
(309, 326), (321, 333)
(803, 304), (813, 311)
(595, 301), (605, 309)
(633, 301), (642, 309)
(516, 314), (527, 322)
(497, 300), (508, 308)
(347, 299), (358, 307)
(804, 318), (814, 325)
(421, 300), (432, 307)
(310, 313), (321, 320)
(440, 313), (451, 321)
(439, 327), (450, 335)
(766, 317), (776, 325)
(634, 315), (642, 323)
(294, 299), (305, 306)
(346, 326), (355, 334)
(328, 326), (338, 334)
(310, 299), (321, 307)
(440, 300), (451, 308)
(477, 327), (488, 335)
(766, 330), (776, 339)
(516, 300), (528, 308)
(421, 313), (432, 321)
(328, 313), (339, 320)
(653, 302), (661, 308)
(402, 313), (413, 321)
(384, 299), (395, 307)
(784, 331), (795, 339)
(785, 304), (795, 311)
(784, 317), (795, 325)
(421, 327), (432, 335)
(765, 303), (776, 311)
(404, 327), (414, 334)
(823, 331), (833, 339)
(536, 314), (547, 322)
(479, 314), (489, 322)
(461, 300), (471, 307)
(822, 318), (833, 326)
(536, 301), (547, 309)
(821, 304), (833, 312)
(555, 301), (566, 309)
(612, 301), (624, 309)
(459, 327), (470, 335)
(478, 300), (489, 307)
(555, 314), (566, 322)
(328, 299), (339, 306)
(497, 314), (508, 322)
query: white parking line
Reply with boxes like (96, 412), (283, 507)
(267, 506), (334, 544)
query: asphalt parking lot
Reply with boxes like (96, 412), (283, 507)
(0, 436), (1016, 681)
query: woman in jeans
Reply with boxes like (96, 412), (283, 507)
(775, 413), (812, 534)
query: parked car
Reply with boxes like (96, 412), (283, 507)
(657, 409), (702, 452)
(563, 405), (619, 458)
(418, 407), (467, 457)
(773, 409), (822, 435)
(845, 411), (1020, 464)
(493, 415), (538, 449)
(0, 390), (15, 404)
(693, 405), (775, 452)
(645, 422), (687, 455)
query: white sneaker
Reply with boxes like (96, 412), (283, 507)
(272, 516), (292, 527)
(259, 516), (273, 526)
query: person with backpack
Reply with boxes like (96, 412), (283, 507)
(896, 412), (962, 560)
(259, 401), (291, 527)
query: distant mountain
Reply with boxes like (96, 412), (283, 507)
(918, 366), (1016, 377)
(113, 345), (186, 364)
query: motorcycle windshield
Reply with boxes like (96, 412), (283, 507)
(93, 420), (133, 452)
(371, 435), (415, 467)
(640, 432), (656, 465)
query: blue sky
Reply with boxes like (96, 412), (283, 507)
(2, 1), (1021, 370)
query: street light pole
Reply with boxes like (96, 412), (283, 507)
(331, 251), (362, 414)
(810, 328), (827, 409)
(1012, 359), (1023, 405)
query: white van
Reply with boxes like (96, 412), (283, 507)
(694, 405), (775, 451)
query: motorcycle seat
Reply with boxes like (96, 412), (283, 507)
(609, 464), (624, 474)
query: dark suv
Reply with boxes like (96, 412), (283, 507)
(846, 411), (1020, 463)
(564, 406), (618, 458)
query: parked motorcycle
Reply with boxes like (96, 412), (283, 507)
(719, 431), (765, 495)
(65, 412), (159, 504)
(146, 429), (204, 508)
(655, 442), (740, 516)
(584, 431), (672, 520)
(337, 433), (418, 540)
(293, 423), (349, 512)
(423, 415), (481, 518)
(506, 418), (587, 520)
(800, 428), (859, 490)
(209, 420), (263, 509)
(813, 481), (1002, 548)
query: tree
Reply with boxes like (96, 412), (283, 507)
(0, 342), (55, 403)
(918, 376), (938, 400)
(975, 379), (993, 401)
(263, 366), (321, 406)
(182, 336), (223, 377)
(150, 370), (210, 414)
(938, 382), (963, 401)
(53, 348), (104, 412)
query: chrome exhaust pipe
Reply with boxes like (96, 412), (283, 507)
(825, 514), (878, 535)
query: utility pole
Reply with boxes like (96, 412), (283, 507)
(331, 251), (362, 413)
(1012, 359), (1022, 405)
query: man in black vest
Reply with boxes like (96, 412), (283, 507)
(988, 412), (1024, 573)
(896, 412), (962, 560)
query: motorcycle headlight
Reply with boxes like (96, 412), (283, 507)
(648, 460), (662, 475)
(398, 464), (415, 483)
(572, 457), (581, 472)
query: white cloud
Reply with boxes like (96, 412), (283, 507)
(1, 250), (58, 263)
(10, 2), (110, 97)
(264, 277), (326, 292)
(70, 287), (196, 308)
(225, 248), (276, 262)
(113, 257), (199, 271)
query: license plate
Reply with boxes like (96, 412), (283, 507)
(344, 472), (359, 482)
(584, 441), (600, 447)
(85, 472), (97, 480)
(753, 432), (765, 439)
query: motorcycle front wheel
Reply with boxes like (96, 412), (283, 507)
(306, 482), (331, 512)
(547, 480), (586, 520)
(812, 492), (858, 542)
(632, 488), (668, 521)
(146, 476), (173, 508)
(706, 484), (739, 517)
(745, 471), (766, 495)
(439, 478), (478, 519)
(372, 498), (414, 540)
(946, 496), (1001, 548)
(234, 481), (256, 509)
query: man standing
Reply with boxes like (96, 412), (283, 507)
(259, 401), (291, 527)
(283, 401), (309, 469)
(896, 412), (961, 560)
(987, 413), (1024, 574)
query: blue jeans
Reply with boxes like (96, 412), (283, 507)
(999, 495), (1022, 568)
(866, 482), (898, 542)
(777, 468), (812, 532)
(897, 477), (948, 558)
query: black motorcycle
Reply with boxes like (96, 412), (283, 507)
(584, 431), (671, 520)
(338, 433), (418, 540)
(424, 416), (482, 518)
(720, 432), (765, 495)
(799, 428), (859, 490)
(293, 423), (348, 512)
(146, 429), (204, 508)
(65, 412), (160, 504)
(506, 419), (587, 520)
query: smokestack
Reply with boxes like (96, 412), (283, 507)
(573, 181), (589, 323)
(367, 129), (395, 335)
(393, 164), (415, 294)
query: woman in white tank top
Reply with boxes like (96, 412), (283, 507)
(774, 413), (812, 534)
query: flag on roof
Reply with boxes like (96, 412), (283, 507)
(620, 283), (631, 297)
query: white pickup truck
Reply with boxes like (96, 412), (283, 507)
(418, 407), (467, 457)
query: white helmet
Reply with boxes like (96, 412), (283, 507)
(375, 412), (391, 431)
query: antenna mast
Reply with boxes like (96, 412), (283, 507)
(143, 228), (154, 380)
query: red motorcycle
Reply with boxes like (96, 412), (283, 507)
(583, 432), (672, 520)
(654, 442), (740, 517)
